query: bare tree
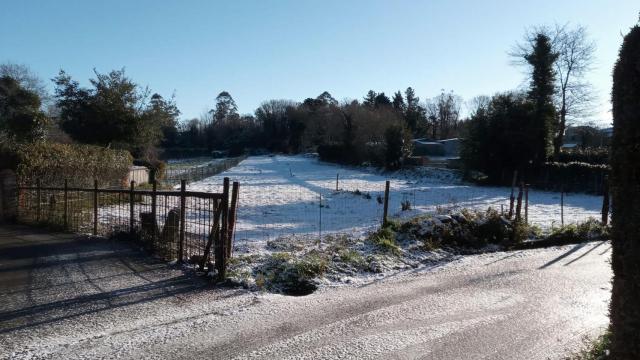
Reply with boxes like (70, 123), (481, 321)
(511, 24), (596, 157)
(552, 24), (596, 156)
(425, 90), (462, 139)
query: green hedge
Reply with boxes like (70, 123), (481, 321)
(540, 162), (609, 194)
(557, 147), (609, 165)
(11, 142), (132, 187)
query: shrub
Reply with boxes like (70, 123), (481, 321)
(540, 162), (609, 194)
(10, 141), (132, 187)
(558, 147), (609, 165)
(368, 226), (401, 255)
(256, 251), (328, 296)
(338, 249), (366, 268)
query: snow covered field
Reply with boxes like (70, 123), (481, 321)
(187, 155), (603, 247)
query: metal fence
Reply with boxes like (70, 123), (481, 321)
(14, 178), (239, 279)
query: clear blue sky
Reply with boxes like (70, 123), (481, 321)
(1, 0), (637, 125)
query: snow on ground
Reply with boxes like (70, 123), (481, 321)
(187, 155), (603, 248)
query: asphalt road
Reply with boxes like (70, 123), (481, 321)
(0, 225), (611, 359)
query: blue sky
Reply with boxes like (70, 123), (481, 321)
(1, 0), (637, 125)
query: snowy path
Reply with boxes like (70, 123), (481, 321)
(0, 225), (611, 359)
(187, 155), (604, 245)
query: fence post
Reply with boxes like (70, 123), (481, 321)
(336, 173), (339, 191)
(129, 180), (135, 235)
(515, 182), (524, 221)
(151, 180), (157, 245)
(524, 184), (529, 224)
(601, 176), (610, 226)
(382, 180), (390, 227)
(226, 181), (239, 258)
(216, 177), (230, 280)
(560, 186), (564, 227)
(508, 170), (518, 219)
(93, 179), (98, 236)
(36, 178), (41, 223)
(63, 179), (68, 230)
(319, 193), (322, 242)
(178, 179), (186, 263)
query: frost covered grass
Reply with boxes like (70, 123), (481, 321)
(221, 212), (609, 296)
(187, 154), (603, 249)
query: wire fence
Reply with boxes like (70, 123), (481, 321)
(161, 156), (246, 187)
(195, 170), (608, 249)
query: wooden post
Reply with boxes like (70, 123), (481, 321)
(508, 170), (518, 219)
(319, 193), (322, 241)
(524, 184), (529, 224)
(515, 182), (524, 221)
(226, 181), (239, 258)
(151, 180), (157, 245)
(216, 177), (230, 280)
(382, 180), (390, 227)
(336, 173), (339, 191)
(601, 176), (610, 226)
(63, 179), (68, 230)
(36, 178), (41, 223)
(129, 180), (135, 234)
(93, 179), (98, 235)
(178, 179), (186, 262)
(560, 187), (565, 227)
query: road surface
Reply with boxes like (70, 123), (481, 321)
(0, 225), (611, 359)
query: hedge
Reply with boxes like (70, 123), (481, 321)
(539, 161), (609, 194)
(9, 142), (132, 187)
(557, 147), (609, 165)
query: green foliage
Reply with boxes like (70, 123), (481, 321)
(384, 124), (412, 170)
(0, 76), (47, 143)
(52, 69), (179, 158)
(368, 226), (401, 255)
(566, 331), (610, 360)
(526, 33), (558, 163)
(12, 141), (132, 187)
(593, 23), (638, 356)
(541, 162), (609, 193)
(256, 251), (328, 295)
(557, 147), (609, 165)
(460, 92), (540, 183)
(338, 249), (366, 268)
(548, 218), (609, 243)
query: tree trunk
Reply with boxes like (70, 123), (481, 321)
(553, 105), (567, 159)
(609, 24), (640, 359)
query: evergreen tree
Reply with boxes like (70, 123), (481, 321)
(316, 91), (338, 106)
(0, 76), (47, 143)
(374, 92), (391, 108)
(363, 90), (377, 108)
(384, 124), (412, 169)
(404, 87), (422, 135)
(392, 91), (406, 112)
(609, 23), (640, 359)
(212, 91), (238, 123)
(525, 34), (558, 165)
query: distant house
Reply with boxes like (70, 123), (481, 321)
(563, 125), (612, 148)
(410, 138), (461, 168)
(412, 138), (460, 158)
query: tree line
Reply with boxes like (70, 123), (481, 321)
(2, 23), (596, 175)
